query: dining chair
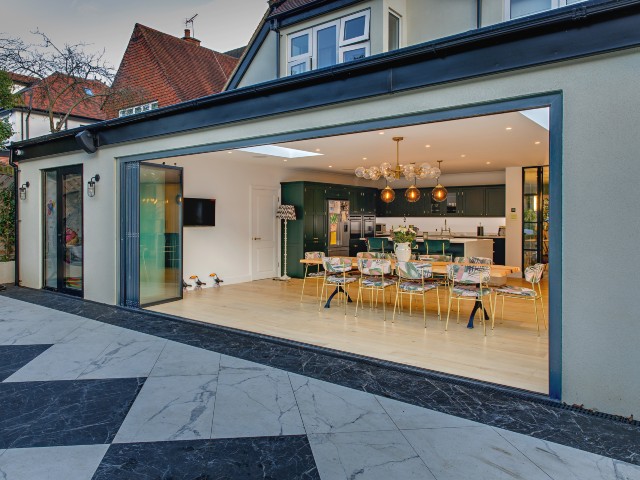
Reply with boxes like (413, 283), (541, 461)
(393, 261), (440, 327)
(355, 258), (395, 321)
(319, 257), (358, 315)
(367, 238), (387, 253)
(446, 264), (494, 335)
(455, 256), (493, 265)
(419, 254), (453, 308)
(356, 251), (391, 259)
(492, 263), (547, 335)
(300, 251), (325, 302)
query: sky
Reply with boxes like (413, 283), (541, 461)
(0, 0), (269, 70)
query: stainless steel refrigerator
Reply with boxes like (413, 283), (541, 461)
(327, 199), (350, 257)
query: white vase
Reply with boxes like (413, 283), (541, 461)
(394, 242), (412, 262)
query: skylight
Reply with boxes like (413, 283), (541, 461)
(238, 145), (324, 158)
(520, 107), (549, 130)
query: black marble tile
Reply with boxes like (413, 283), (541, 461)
(3, 286), (640, 466)
(0, 377), (145, 449)
(0, 344), (52, 381)
(92, 436), (320, 480)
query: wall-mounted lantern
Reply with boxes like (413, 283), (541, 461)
(19, 182), (30, 200)
(87, 174), (100, 197)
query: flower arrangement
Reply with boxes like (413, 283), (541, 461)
(391, 226), (417, 244)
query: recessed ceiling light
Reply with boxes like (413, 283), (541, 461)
(486, 161), (491, 165)
(425, 145), (431, 148)
(506, 127), (513, 131)
(534, 141), (541, 145)
(378, 131), (385, 135)
(362, 157), (367, 160)
(315, 148), (321, 152)
(328, 165), (333, 168)
(461, 154), (466, 158)
(227, 151), (233, 154)
(283, 159), (288, 162)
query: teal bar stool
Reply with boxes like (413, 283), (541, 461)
(426, 239), (449, 255)
(367, 237), (387, 253)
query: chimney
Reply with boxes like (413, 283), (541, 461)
(182, 29), (201, 46)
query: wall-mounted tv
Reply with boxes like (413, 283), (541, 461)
(183, 198), (215, 226)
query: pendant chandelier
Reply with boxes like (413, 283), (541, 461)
(355, 137), (441, 203)
(431, 160), (448, 203)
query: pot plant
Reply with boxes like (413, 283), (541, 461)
(391, 226), (417, 262)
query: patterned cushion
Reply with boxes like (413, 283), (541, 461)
(455, 257), (493, 265)
(524, 263), (545, 283)
(304, 251), (325, 260)
(357, 258), (392, 276)
(399, 282), (437, 292)
(357, 252), (391, 259)
(419, 255), (452, 262)
(495, 286), (536, 297)
(306, 272), (325, 278)
(451, 285), (493, 297)
(447, 264), (491, 284)
(397, 261), (432, 280)
(322, 257), (352, 273)
(326, 275), (358, 284)
(362, 278), (395, 288)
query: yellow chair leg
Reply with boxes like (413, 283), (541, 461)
(422, 291), (427, 328)
(300, 265), (308, 302)
(445, 294), (453, 331)
(480, 297), (487, 336)
(354, 282), (362, 318)
(318, 281), (326, 312)
(533, 297), (540, 336)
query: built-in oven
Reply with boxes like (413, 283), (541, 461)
(375, 223), (386, 235)
(363, 216), (376, 237)
(350, 215), (363, 239)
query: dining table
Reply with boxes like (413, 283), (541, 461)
(299, 257), (521, 326)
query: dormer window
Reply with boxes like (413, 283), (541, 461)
(119, 101), (159, 118)
(287, 9), (370, 76)
(505, 0), (586, 19)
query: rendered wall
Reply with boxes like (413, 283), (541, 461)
(16, 47), (640, 417)
(238, 31), (279, 88)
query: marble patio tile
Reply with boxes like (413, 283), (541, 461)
(612, 460), (640, 480)
(0, 345), (52, 381)
(4, 342), (112, 382)
(403, 425), (551, 480)
(0, 317), (87, 345)
(212, 368), (304, 438)
(113, 374), (218, 443)
(376, 394), (484, 430)
(289, 373), (398, 434)
(0, 444), (109, 480)
(77, 339), (167, 379)
(308, 430), (436, 480)
(93, 437), (320, 479)
(0, 378), (144, 449)
(149, 340), (221, 377)
(219, 353), (276, 374)
(495, 427), (634, 480)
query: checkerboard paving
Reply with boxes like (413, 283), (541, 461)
(0, 296), (638, 479)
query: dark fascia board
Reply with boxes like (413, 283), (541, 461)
(271, 0), (366, 27)
(11, 0), (640, 161)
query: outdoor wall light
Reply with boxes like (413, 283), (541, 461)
(87, 174), (100, 197)
(19, 182), (30, 200)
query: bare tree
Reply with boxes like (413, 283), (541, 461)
(0, 31), (145, 132)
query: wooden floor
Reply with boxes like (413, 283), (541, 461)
(149, 277), (549, 394)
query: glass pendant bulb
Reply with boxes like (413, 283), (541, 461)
(381, 185), (395, 203)
(431, 184), (447, 203)
(405, 184), (421, 203)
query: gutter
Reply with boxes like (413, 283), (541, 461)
(8, 149), (18, 286)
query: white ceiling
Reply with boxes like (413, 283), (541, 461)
(198, 108), (549, 176)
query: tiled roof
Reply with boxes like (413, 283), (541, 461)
(17, 73), (108, 120)
(223, 46), (247, 59)
(105, 24), (238, 117)
(269, 0), (321, 16)
(6, 72), (38, 88)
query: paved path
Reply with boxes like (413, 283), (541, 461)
(0, 296), (638, 479)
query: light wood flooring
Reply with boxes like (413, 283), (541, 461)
(149, 277), (549, 394)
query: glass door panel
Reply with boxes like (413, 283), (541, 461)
(139, 164), (182, 306)
(522, 166), (550, 270)
(61, 171), (83, 292)
(43, 171), (58, 289)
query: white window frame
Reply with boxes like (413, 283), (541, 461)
(313, 20), (340, 70)
(288, 28), (312, 62)
(504, 0), (586, 20)
(339, 10), (370, 47)
(118, 101), (158, 118)
(289, 58), (311, 76)
(339, 43), (370, 64)
(388, 9), (402, 52)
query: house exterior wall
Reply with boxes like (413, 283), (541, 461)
(238, 31), (279, 88)
(9, 111), (89, 142)
(405, 0), (477, 45)
(16, 47), (640, 417)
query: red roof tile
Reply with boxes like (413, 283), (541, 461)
(104, 24), (238, 117)
(18, 73), (108, 120)
(6, 72), (38, 88)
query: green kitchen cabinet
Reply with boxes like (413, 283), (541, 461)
(460, 187), (485, 216)
(485, 186), (506, 216)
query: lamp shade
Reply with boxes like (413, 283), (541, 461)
(431, 184), (448, 203)
(405, 184), (421, 203)
(276, 204), (296, 220)
(380, 186), (395, 203)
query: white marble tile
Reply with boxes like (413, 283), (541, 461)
(4, 342), (111, 382)
(309, 430), (436, 480)
(0, 444), (109, 480)
(149, 341), (221, 377)
(612, 460), (640, 480)
(212, 369), (304, 439)
(403, 426), (551, 480)
(77, 339), (167, 379)
(0, 318), (87, 345)
(58, 321), (124, 344)
(113, 374), (218, 443)
(289, 373), (398, 434)
(496, 427), (625, 480)
(376, 395), (484, 430)
(219, 354), (275, 375)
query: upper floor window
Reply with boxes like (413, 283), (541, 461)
(388, 11), (401, 51)
(119, 101), (159, 118)
(506, 0), (585, 19)
(287, 9), (370, 76)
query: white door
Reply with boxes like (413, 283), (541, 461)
(251, 186), (279, 280)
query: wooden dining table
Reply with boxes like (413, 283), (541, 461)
(299, 257), (521, 326)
